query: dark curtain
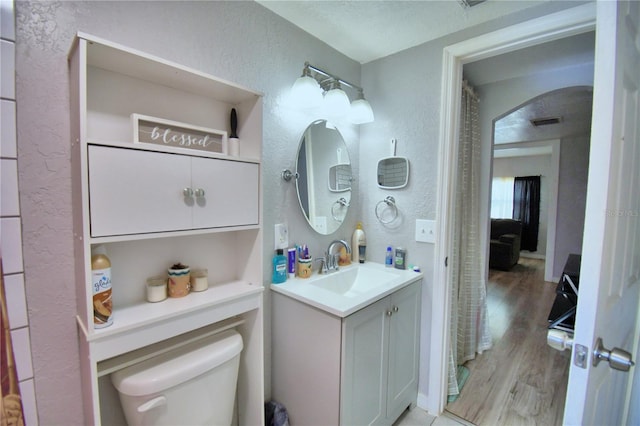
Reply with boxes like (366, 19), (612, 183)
(513, 176), (541, 252)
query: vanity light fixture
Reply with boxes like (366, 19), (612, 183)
(291, 62), (375, 124)
(323, 80), (351, 117)
(291, 64), (323, 108)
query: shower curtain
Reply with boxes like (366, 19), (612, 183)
(447, 81), (492, 399)
(1, 261), (25, 426)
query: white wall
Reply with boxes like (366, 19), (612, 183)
(359, 0), (584, 406)
(14, 1), (360, 422)
(493, 154), (551, 257)
(555, 134), (591, 277)
(12, 0), (590, 421)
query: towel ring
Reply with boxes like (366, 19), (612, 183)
(331, 197), (349, 222)
(375, 196), (398, 224)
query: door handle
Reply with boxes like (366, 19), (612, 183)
(547, 329), (573, 351)
(593, 337), (635, 371)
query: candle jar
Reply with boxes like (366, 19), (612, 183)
(146, 276), (167, 303)
(168, 263), (190, 298)
(191, 269), (209, 292)
(297, 258), (313, 279)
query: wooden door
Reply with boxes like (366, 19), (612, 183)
(563, 1), (640, 424)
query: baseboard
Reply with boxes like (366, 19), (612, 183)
(520, 252), (546, 260)
(416, 392), (431, 413)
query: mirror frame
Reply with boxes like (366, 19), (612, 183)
(377, 156), (410, 189)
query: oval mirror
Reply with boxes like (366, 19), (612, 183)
(295, 120), (352, 235)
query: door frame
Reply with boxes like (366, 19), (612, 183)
(429, 3), (596, 414)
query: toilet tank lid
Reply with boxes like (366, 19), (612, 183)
(111, 329), (243, 396)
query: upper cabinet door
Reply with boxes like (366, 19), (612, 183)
(88, 145), (192, 237)
(191, 157), (259, 229)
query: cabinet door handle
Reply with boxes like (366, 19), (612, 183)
(393, 306), (399, 312)
(183, 188), (194, 197)
(386, 310), (393, 317)
(194, 188), (206, 198)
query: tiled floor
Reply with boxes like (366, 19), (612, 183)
(394, 407), (472, 426)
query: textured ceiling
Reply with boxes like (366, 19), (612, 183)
(257, 1), (595, 145)
(494, 86), (593, 144)
(256, 0), (550, 64)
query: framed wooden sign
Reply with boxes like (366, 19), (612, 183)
(132, 114), (228, 154)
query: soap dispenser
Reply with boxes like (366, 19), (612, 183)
(352, 222), (366, 263)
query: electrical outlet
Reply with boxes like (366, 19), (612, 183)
(275, 223), (289, 250)
(415, 219), (436, 243)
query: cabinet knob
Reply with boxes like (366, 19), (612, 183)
(183, 188), (194, 197)
(194, 188), (206, 198)
(386, 310), (393, 317)
(393, 306), (399, 312)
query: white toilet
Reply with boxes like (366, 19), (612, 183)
(111, 329), (243, 426)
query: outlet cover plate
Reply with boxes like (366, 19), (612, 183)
(275, 223), (289, 250)
(415, 219), (435, 243)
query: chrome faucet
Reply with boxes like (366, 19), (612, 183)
(322, 239), (352, 273)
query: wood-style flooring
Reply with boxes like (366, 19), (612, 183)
(446, 258), (571, 426)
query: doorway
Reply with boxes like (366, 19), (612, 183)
(428, 2), (597, 416)
(445, 84), (593, 423)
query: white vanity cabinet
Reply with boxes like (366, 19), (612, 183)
(271, 280), (421, 426)
(69, 33), (264, 425)
(88, 145), (259, 237)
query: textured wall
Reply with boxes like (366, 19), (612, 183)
(15, 1), (359, 423)
(360, 1), (586, 403)
(14, 0), (588, 420)
(555, 134), (590, 277)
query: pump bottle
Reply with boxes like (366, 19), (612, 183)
(352, 222), (366, 263)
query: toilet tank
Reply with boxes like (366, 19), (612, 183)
(111, 329), (243, 426)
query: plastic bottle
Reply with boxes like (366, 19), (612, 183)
(91, 252), (113, 328)
(395, 247), (406, 270)
(352, 222), (366, 263)
(385, 246), (393, 267)
(272, 249), (288, 284)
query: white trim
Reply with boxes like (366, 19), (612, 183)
(519, 252), (546, 260)
(430, 2), (596, 414)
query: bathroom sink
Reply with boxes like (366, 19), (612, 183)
(307, 265), (398, 297)
(270, 262), (423, 317)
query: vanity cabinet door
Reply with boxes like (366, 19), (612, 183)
(341, 296), (389, 426)
(191, 157), (259, 229)
(88, 145), (191, 237)
(386, 282), (421, 422)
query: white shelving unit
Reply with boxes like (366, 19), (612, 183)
(69, 33), (264, 425)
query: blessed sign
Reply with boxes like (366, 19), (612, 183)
(132, 114), (227, 154)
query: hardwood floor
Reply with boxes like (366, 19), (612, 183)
(446, 258), (571, 426)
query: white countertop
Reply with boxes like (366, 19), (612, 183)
(270, 262), (423, 317)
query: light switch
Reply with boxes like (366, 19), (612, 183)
(415, 219), (435, 243)
(275, 223), (289, 250)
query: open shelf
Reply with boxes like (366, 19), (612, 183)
(81, 32), (262, 103)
